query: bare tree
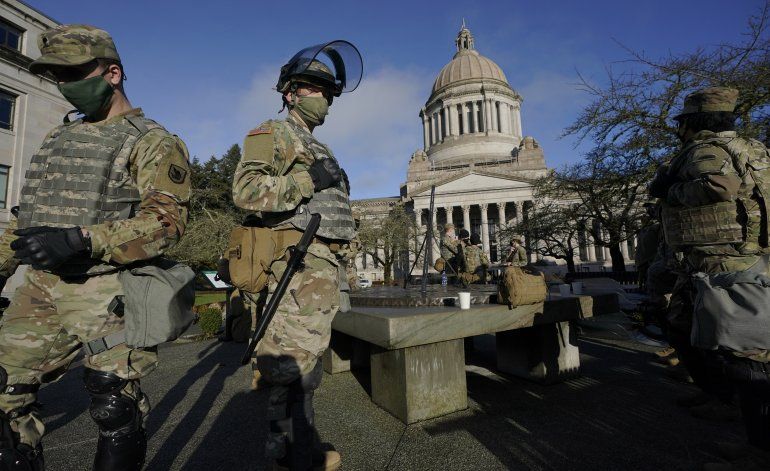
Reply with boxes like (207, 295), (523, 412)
(357, 204), (418, 284)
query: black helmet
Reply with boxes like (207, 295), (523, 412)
(470, 233), (481, 245)
(277, 40), (363, 98)
(458, 229), (470, 240)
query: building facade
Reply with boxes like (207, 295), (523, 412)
(353, 24), (636, 282)
(0, 1), (67, 292)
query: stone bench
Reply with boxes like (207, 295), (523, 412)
(322, 293), (620, 424)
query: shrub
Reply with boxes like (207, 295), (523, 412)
(198, 307), (222, 338)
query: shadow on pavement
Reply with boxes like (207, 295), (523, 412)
(145, 341), (246, 470)
(419, 336), (744, 471)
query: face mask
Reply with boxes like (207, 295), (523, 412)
(294, 95), (329, 126)
(57, 75), (114, 118)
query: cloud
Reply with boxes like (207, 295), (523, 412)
(235, 65), (430, 199)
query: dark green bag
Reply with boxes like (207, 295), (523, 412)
(691, 256), (770, 351)
(119, 259), (196, 348)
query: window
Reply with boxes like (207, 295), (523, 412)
(0, 19), (22, 51)
(466, 102), (474, 133)
(0, 90), (15, 131)
(0, 165), (9, 209)
(496, 102), (502, 132)
(457, 104), (464, 135)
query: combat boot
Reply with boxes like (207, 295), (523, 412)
(664, 365), (693, 383)
(689, 399), (740, 422)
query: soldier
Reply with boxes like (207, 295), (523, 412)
(0, 25), (190, 470)
(440, 223), (459, 268)
(649, 87), (770, 468)
(232, 41), (362, 471)
(506, 236), (527, 267)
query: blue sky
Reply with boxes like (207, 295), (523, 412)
(30, 0), (764, 199)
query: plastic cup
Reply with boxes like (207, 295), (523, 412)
(459, 292), (471, 309)
(558, 284), (571, 297)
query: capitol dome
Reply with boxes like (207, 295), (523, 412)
(432, 36), (509, 94)
(419, 24), (525, 164)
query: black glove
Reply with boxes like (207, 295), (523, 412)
(11, 226), (91, 270)
(648, 164), (675, 199)
(340, 168), (350, 195)
(307, 159), (342, 191)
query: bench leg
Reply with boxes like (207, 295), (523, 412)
(323, 331), (369, 374)
(370, 339), (468, 424)
(496, 321), (580, 384)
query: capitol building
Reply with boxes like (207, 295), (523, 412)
(352, 24), (632, 282)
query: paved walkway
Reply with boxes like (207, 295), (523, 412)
(40, 332), (743, 470)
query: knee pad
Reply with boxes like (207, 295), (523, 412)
(83, 370), (146, 471)
(83, 369), (140, 436)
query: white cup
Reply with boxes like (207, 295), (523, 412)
(558, 284), (571, 297)
(458, 292), (471, 309)
(571, 281), (584, 295)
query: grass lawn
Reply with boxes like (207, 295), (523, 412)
(194, 291), (227, 306)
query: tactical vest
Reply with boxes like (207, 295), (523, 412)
(281, 120), (356, 241)
(17, 114), (160, 276)
(662, 133), (770, 253)
(464, 245), (481, 272)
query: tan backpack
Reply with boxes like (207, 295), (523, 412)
(497, 266), (547, 308)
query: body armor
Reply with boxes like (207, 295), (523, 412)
(17, 114), (160, 276)
(662, 133), (770, 252)
(281, 120), (355, 241)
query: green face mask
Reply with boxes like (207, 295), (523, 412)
(57, 75), (114, 118)
(294, 96), (329, 127)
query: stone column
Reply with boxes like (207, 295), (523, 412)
(620, 235), (630, 261)
(447, 104), (455, 136)
(480, 203), (490, 257)
(497, 202), (506, 229)
(492, 101), (499, 132)
(499, 103), (509, 135)
(585, 230), (596, 262)
(462, 205), (471, 231)
(422, 114), (429, 150)
(513, 105), (523, 137)
(514, 201), (523, 225)
(444, 206), (453, 227)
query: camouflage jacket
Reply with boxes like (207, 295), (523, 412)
(232, 111), (348, 263)
(506, 245), (527, 266)
(656, 130), (758, 273)
(440, 237), (459, 261)
(0, 109), (190, 276)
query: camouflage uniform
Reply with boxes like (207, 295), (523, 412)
(233, 111), (348, 464)
(506, 243), (527, 267)
(652, 87), (770, 451)
(0, 25), (190, 468)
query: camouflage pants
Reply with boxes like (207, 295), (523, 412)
(243, 245), (340, 463)
(0, 268), (157, 447)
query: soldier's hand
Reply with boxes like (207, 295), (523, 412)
(11, 226), (91, 270)
(308, 159), (342, 191)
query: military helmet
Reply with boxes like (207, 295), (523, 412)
(470, 233), (481, 245)
(277, 40), (363, 98)
(278, 59), (337, 94)
(674, 87), (739, 120)
(444, 222), (455, 231)
(29, 24), (120, 75)
(458, 229), (470, 240)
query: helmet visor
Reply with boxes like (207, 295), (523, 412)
(283, 40), (363, 94)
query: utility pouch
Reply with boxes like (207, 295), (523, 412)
(225, 226), (303, 293)
(661, 202), (743, 247)
(118, 259), (195, 348)
(691, 256), (770, 351)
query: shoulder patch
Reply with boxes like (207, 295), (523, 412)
(248, 125), (272, 136)
(168, 164), (188, 184)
